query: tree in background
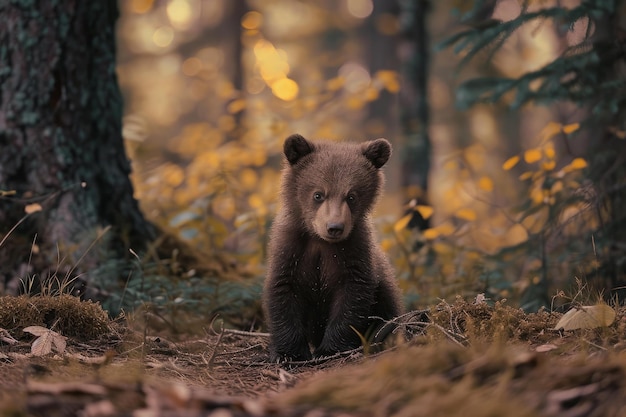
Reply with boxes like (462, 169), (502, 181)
(398, 0), (432, 230)
(0, 1), (155, 297)
(442, 0), (626, 307)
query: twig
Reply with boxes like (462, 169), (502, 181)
(208, 322), (225, 370)
(223, 329), (269, 338)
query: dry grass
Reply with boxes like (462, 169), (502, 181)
(1, 295), (626, 416)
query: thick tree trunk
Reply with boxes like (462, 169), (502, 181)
(0, 1), (155, 295)
(398, 0), (431, 229)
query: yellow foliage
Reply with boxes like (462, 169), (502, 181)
(129, 0), (154, 14)
(519, 171), (533, 181)
(227, 99), (246, 114)
(375, 70), (400, 93)
(539, 121), (563, 142)
(162, 163), (184, 187)
(364, 87), (380, 102)
(241, 11), (262, 30)
(326, 77), (345, 91)
(562, 123), (580, 134)
(455, 208), (477, 222)
(423, 222), (455, 240)
(551, 180), (563, 194)
(478, 176), (493, 192)
(541, 160), (556, 171)
(270, 78), (297, 101)
(504, 224), (528, 246)
(523, 148), (542, 164)
(415, 205), (434, 220)
(502, 155), (519, 171)
(394, 213), (412, 233)
(239, 168), (258, 190)
(562, 157), (587, 173)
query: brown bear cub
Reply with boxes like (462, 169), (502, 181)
(263, 134), (403, 362)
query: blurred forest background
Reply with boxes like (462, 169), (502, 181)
(112, 0), (625, 322)
(113, 0), (626, 322)
(3, 0), (623, 332)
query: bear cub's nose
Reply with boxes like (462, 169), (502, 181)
(327, 223), (345, 238)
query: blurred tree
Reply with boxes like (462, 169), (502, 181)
(0, 1), (155, 296)
(398, 0), (432, 230)
(442, 0), (626, 306)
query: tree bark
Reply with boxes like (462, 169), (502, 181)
(0, 0), (155, 296)
(398, 0), (431, 229)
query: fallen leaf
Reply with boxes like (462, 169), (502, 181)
(24, 326), (67, 356)
(535, 344), (558, 353)
(554, 304), (616, 331)
(24, 203), (42, 214)
(0, 328), (18, 345)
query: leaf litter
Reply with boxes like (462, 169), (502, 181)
(1, 295), (626, 416)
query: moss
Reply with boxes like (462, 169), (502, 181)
(0, 294), (109, 341)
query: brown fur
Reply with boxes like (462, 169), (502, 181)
(263, 134), (403, 362)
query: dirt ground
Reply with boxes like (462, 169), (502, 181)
(2, 295), (626, 417)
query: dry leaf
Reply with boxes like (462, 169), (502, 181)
(0, 328), (18, 345)
(24, 203), (42, 214)
(554, 304), (616, 331)
(502, 155), (520, 171)
(535, 344), (558, 353)
(24, 326), (67, 356)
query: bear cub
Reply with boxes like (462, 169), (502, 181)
(263, 134), (403, 362)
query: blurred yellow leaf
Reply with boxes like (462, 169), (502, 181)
(539, 122), (563, 142)
(415, 205), (434, 220)
(227, 99), (246, 114)
(394, 213), (412, 232)
(240, 168), (258, 190)
(519, 171), (533, 180)
(562, 123), (580, 134)
(24, 203), (42, 214)
(541, 160), (556, 171)
(0, 190), (16, 197)
(554, 304), (615, 330)
(241, 11), (262, 30)
(478, 176), (493, 192)
(551, 180), (563, 194)
(364, 87), (379, 102)
(271, 78), (299, 101)
(380, 238), (393, 252)
(544, 144), (556, 159)
(375, 70), (400, 93)
(423, 222), (455, 239)
(524, 149), (542, 163)
(455, 208), (477, 221)
(504, 224), (528, 246)
(162, 164), (184, 187)
(423, 228), (439, 240)
(346, 96), (365, 110)
(570, 158), (587, 169)
(326, 77), (345, 91)
(502, 155), (520, 171)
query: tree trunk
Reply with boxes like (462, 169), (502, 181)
(0, 1), (155, 296)
(398, 0), (431, 229)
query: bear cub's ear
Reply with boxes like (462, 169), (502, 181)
(362, 138), (391, 169)
(284, 134), (315, 166)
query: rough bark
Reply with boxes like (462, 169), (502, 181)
(0, 0), (155, 295)
(398, 0), (431, 229)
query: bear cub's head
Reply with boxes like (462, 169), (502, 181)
(282, 134), (391, 243)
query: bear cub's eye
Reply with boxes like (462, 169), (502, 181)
(313, 192), (324, 202)
(347, 193), (356, 203)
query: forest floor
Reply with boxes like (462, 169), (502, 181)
(1, 295), (626, 417)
